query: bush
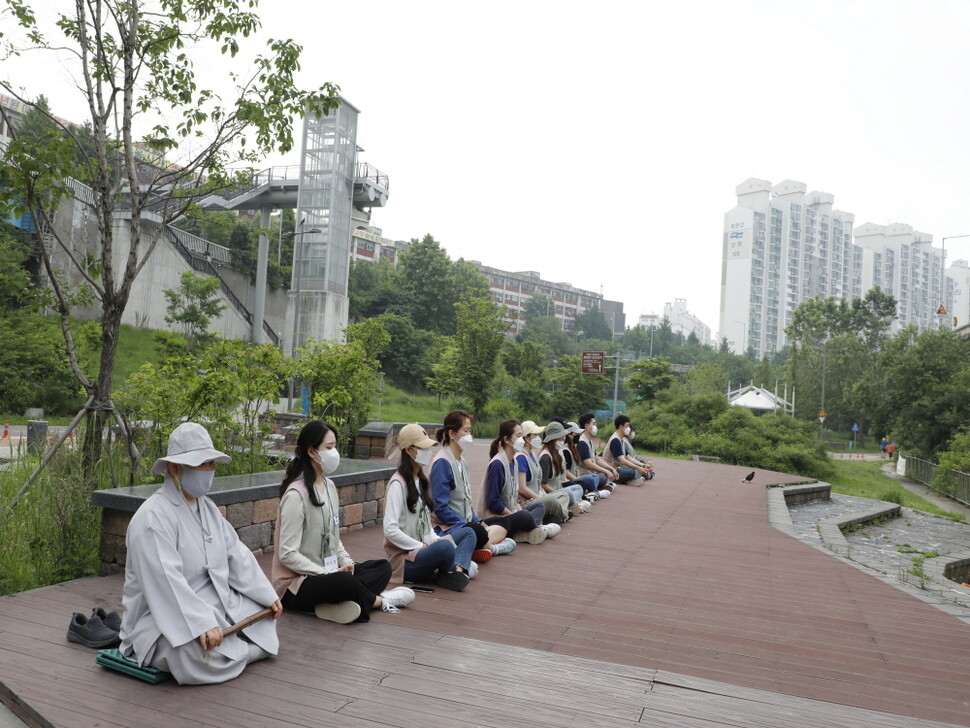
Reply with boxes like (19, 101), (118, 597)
(630, 391), (831, 479)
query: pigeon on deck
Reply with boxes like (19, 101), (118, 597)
(741, 471), (756, 483)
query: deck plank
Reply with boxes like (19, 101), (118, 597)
(3, 455), (970, 726)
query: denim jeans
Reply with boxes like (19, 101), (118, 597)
(404, 527), (477, 583)
(564, 473), (602, 493)
(615, 466), (639, 484)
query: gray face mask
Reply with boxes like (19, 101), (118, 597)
(177, 467), (214, 498)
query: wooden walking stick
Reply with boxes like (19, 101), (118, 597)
(202, 607), (276, 663)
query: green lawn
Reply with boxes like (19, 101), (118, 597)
(826, 460), (964, 521)
(372, 384), (446, 424)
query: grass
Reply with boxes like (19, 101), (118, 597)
(372, 383), (448, 424)
(827, 460), (964, 521)
(1, 322), (173, 423)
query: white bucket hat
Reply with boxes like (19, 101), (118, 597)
(151, 422), (231, 475)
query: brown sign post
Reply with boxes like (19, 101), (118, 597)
(581, 351), (606, 374)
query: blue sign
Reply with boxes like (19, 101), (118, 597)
(851, 423), (860, 432)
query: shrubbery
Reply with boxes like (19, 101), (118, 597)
(629, 390), (831, 479)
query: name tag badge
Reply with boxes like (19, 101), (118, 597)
(333, 511), (340, 529)
(324, 555), (338, 572)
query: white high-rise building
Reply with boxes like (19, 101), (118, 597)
(946, 259), (970, 329)
(720, 179), (856, 357)
(721, 178), (956, 357)
(854, 223), (951, 333)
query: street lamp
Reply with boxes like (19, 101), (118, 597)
(940, 235), (970, 329)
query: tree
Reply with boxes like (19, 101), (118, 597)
(299, 338), (381, 457)
(517, 315), (574, 362)
(574, 306), (613, 341)
(524, 292), (554, 322)
(623, 325), (652, 359)
(627, 358), (676, 404)
(0, 0), (339, 491)
(453, 296), (505, 414)
(862, 327), (970, 456)
(348, 258), (405, 322)
(397, 235), (457, 334)
(548, 355), (608, 418)
(163, 271), (226, 351)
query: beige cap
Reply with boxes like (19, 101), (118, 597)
(520, 420), (545, 437)
(398, 423), (436, 450)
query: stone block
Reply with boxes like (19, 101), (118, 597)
(364, 482), (376, 501)
(237, 522), (273, 551)
(253, 497), (279, 524)
(375, 479), (386, 500)
(339, 484), (357, 506)
(341, 503), (363, 526)
(101, 533), (127, 568)
(226, 501), (254, 529)
(355, 445), (371, 459)
(377, 498), (385, 518)
(218, 505), (228, 518)
(362, 500), (378, 522)
(102, 508), (133, 537)
(349, 523), (363, 531)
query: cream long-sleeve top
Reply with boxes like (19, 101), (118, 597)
(383, 473), (440, 552)
(271, 478), (353, 598)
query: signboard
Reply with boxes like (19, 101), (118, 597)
(937, 305), (948, 315)
(818, 409), (826, 425)
(851, 423), (860, 432)
(581, 351), (605, 374)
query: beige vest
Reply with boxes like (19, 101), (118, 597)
(430, 446), (474, 528)
(383, 472), (433, 584)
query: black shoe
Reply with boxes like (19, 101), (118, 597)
(435, 571), (470, 592)
(67, 611), (120, 648)
(92, 606), (122, 632)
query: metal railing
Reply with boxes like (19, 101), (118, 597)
(217, 165), (302, 201)
(904, 455), (970, 508)
(167, 226), (232, 263)
(355, 162), (389, 190)
(165, 227), (279, 346)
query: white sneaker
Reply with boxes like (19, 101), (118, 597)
(468, 561), (479, 579)
(380, 586), (416, 612)
(578, 500), (591, 513)
(597, 489), (612, 499)
(542, 523), (561, 538)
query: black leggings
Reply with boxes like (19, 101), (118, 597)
(461, 521), (491, 550)
(484, 511), (537, 537)
(281, 559), (392, 622)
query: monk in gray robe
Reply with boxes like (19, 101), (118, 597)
(119, 422), (282, 684)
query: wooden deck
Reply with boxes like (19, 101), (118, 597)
(2, 452), (970, 727)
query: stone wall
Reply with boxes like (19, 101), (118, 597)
(355, 421), (442, 460)
(94, 464), (395, 575)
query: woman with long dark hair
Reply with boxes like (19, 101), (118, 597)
(383, 424), (475, 591)
(270, 420), (416, 623)
(429, 410), (514, 562)
(476, 419), (548, 545)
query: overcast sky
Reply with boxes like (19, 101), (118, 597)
(7, 0), (970, 337)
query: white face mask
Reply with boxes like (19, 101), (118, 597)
(414, 447), (433, 466)
(556, 440), (566, 451)
(457, 434), (474, 451)
(623, 426), (632, 436)
(529, 436), (543, 450)
(590, 424), (598, 436)
(512, 436), (525, 452)
(629, 430), (637, 440)
(177, 467), (214, 498)
(314, 447), (340, 474)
